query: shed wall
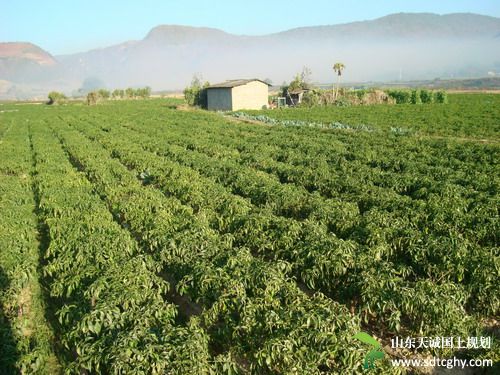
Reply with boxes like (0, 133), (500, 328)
(231, 81), (268, 110)
(207, 88), (232, 111)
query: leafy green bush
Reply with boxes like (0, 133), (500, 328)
(387, 90), (412, 104)
(334, 96), (352, 107)
(184, 76), (209, 108)
(411, 89), (422, 104)
(112, 89), (125, 99)
(420, 89), (434, 103)
(97, 89), (110, 99)
(355, 89), (368, 101)
(300, 90), (322, 107)
(47, 91), (66, 105)
(435, 90), (448, 104)
(387, 89), (446, 105)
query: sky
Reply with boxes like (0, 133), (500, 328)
(1, 0), (500, 55)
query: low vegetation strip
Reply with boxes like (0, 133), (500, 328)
(0, 121), (60, 373)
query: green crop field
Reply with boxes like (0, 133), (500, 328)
(245, 93), (500, 139)
(0, 95), (498, 374)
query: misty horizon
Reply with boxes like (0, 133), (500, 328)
(1, 11), (500, 99)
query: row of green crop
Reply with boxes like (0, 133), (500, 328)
(51, 116), (376, 374)
(186, 118), (496, 316)
(121, 120), (359, 235)
(163, 127), (488, 324)
(386, 89), (447, 104)
(0, 122), (60, 373)
(0, 121), (12, 138)
(74, 111), (486, 343)
(29, 121), (214, 374)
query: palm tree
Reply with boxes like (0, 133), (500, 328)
(333, 62), (345, 100)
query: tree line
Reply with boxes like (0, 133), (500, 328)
(47, 87), (152, 105)
(86, 87), (151, 105)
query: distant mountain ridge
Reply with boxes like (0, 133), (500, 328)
(144, 25), (238, 45)
(139, 13), (500, 46)
(1, 12), (500, 99)
(275, 13), (500, 39)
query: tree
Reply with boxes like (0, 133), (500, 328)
(434, 90), (448, 104)
(86, 91), (99, 105)
(333, 62), (345, 100)
(125, 88), (135, 99)
(184, 75), (209, 108)
(282, 67), (313, 97)
(98, 89), (110, 99)
(112, 89), (125, 99)
(47, 91), (66, 105)
(287, 74), (303, 93)
(420, 89), (434, 104)
(136, 87), (151, 99)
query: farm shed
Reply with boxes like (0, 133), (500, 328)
(287, 88), (309, 106)
(206, 79), (270, 111)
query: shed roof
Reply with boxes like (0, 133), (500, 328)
(288, 88), (310, 95)
(207, 79), (271, 89)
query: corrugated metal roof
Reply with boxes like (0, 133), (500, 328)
(207, 79), (271, 89)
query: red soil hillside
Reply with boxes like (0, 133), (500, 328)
(0, 42), (56, 66)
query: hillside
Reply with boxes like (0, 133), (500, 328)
(0, 43), (63, 99)
(0, 42), (57, 65)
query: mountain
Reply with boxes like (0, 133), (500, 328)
(275, 13), (500, 40)
(0, 43), (64, 99)
(0, 42), (58, 82)
(0, 42), (56, 65)
(1, 13), (500, 99)
(145, 25), (240, 45)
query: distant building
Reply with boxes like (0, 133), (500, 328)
(287, 88), (309, 106)
(206, 79), (270, 111)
